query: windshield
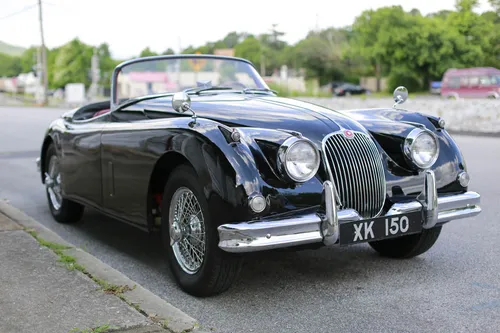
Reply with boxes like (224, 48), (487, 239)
(113, 56), (269, 105)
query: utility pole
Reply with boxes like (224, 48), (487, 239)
(35, 47), (43, 104)
(38, 0), (48, 105)
(88, 47), (100, 101)
(260, 53), (265, 77)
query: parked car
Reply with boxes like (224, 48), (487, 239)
(440, 67), (500, 99)
(334, 83), (368, 96)
(36, 55), (481, 297)
(329, 81), (348, 92)
(430, 81), (442, 95)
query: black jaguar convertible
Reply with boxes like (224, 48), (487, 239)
(37, 55), (481, 296)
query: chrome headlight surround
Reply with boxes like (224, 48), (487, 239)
(277, 136), (320, 183)
(404, 128), (440, 169)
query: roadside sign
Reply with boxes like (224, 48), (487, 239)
(188, 51), (206, 72)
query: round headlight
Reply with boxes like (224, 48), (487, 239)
(404, 128), (439, 169)
(278, 137), (320, 182)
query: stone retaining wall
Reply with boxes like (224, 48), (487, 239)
(297, 97), (500, 135)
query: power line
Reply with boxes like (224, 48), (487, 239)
(0, 3), (38, 20)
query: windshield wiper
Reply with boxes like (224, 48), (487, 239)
(242, 88), (277, 94)
(184, 86), (234, 94)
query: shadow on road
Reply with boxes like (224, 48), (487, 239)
(68, 207), (435, 298)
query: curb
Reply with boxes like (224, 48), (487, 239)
(0, 200), (208, 333)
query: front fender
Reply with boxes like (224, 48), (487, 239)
(158, 118), (324, 223)
(39, 118), (66, 183)
(348, 108), (468, 196)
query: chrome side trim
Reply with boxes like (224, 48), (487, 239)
(217, 190), (481, 253)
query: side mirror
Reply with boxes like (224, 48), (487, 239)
(172, 92), (191, 113)
(393, 86), (408, 108)
(172, 91), (198, 124)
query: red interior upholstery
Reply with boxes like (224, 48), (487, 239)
(93, 108), (110, 117)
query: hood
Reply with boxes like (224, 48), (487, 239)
(141, 94), (442, 168)
(143, 94), (368, 145)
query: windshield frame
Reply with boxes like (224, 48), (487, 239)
(110, 54), (268, 110)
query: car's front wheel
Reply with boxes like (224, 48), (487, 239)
(368, 226), (442, 259)
(161, 165), (242, 297)
(44, 143), (85, 223)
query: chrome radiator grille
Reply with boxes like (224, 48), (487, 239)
(322, 131), (386, 218)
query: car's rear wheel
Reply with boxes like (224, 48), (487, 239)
(161, 164), (242, 297)
(368, 226), (442, 259)
(44, 144), (85, 223)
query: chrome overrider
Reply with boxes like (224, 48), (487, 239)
(217, 169), (481, 253)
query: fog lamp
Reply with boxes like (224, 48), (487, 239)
(458, 171), (470, 187)
(249, 194), (266, 213)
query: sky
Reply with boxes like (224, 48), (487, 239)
(0, 0), (494, 59)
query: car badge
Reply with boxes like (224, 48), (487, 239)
(343, 129), (354, 139)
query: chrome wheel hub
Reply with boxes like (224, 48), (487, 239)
(45, 155), (62, 210)
(169, 187), (206, 274)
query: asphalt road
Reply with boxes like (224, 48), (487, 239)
(1, 106), (499, 333)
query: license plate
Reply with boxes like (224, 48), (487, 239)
(339, 211), (423, 245)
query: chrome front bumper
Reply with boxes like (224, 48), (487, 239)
(218, 170), (481, 253)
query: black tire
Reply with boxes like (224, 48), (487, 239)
(161, 164), (242, 297)
(368, 226), (442, 259)
(44, 144), (85, 223)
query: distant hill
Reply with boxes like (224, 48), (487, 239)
(0, 41), (26, 56)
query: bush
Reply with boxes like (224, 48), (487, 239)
(386, 69), (423, 93)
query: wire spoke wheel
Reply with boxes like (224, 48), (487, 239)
(45, 155), (63, 211)
(169, 187), (206, 275)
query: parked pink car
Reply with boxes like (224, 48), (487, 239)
(440, 67), (500, 99)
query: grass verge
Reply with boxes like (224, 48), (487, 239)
(23, 227), (167, 331)
(68, 324), (120, 333)
(23, 227), (206, 332)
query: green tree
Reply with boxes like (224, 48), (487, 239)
(351, 3), (496, 92)
(263, 24), (286, 50)
(234, 36), (262, 68)
(426, 10), (453, 19)
(293, 29), (348, 84)
(351, 6), (410, 90)
(19, 47), (38, 73)
(489, 0), (500, 13)
(47, 47), (60, 89)
(162, 48), (175, 55)
(139, 47), (158, 57)
(0, 54), (21, 76)
(222, 31), (242, 48)
(481, 10), (500, 67)
(97, 43), (118, 88)
(444, 0), (494, 66)
(52, 38), (93, 88)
